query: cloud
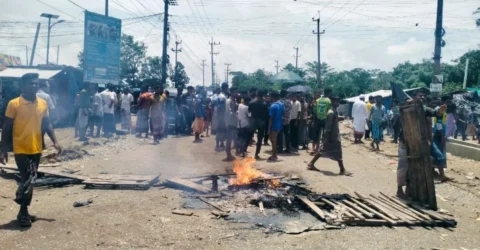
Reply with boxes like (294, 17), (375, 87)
(386, 37), (430, 56)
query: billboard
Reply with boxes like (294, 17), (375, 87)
(83, 11), (121, 84)
(0, 54), (21, 71)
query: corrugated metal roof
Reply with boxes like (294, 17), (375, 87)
(345, 90), (392, 102)
(0, 68), (62, 80)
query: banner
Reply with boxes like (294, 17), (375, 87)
(0, 54), (21, 71)
(83, 11), (121, 85)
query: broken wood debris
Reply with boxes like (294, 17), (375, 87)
(84, 174), (160, 190)
(166, 177), (212, 194)
(199, 197), (229, 213)
(172, 209), (195, 216)
(297, 193), (456, 228)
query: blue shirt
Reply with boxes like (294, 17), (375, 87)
(195, 96), (204, 118)
(269, 101), (284, 132)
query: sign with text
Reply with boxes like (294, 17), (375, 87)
(83, 11), (121, 84)
(430, 83), (443, 92)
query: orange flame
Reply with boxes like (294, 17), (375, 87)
(229, 158), (262, 185)
(229, 158), (281, 188)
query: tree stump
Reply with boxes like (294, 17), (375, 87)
(399, 101), (437, 210)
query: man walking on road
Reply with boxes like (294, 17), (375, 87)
(249, 90), (269, 159)
(313, 88), (332, 153)
(136, 86), (153, 138)
(89, 84), (103, 137)
(307, 95), (350, 176)
(268, 91), (284, 162)
(289, 93), (301, 152)
(277, 89), (292, 154)
(352, 94), (367, 144)
(120, 88), (134, 131)
(0, 73), (62, 227)
(214, 84), (228, 151)
(225, 87), (239, 161)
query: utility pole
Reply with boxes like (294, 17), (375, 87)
(56, 45), (60, 65)
(105, 0), (109, 16)
(25, 46), (29, 66)
(463, 59), (469, 89)
(313, 15), (325, 88)
(171, 40), (182, 87)
(432, 0), (444, 96)
(201, 60), (206, 87)
(161, 0), (178, 87)
(30, 23), (41, 66)
(293, 47), (300, 69)
(224, 63), (231, 84)
(274, 60), (279, 73)
(209, 38), (220, 85)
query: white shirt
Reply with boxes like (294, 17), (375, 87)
(93, 93), (104, 117)
(237, 103), (250, 128)
(37, 89), (55, 111)
(101, 90), (116, 114)
(120, 93), (134, 113)
(290, 100), (301, 120)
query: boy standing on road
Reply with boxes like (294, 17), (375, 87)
(0, 73), (62, 227)
(268, 91), (284, 162)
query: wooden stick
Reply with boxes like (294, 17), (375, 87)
(167, 177), (212, 194)
(182, 173), (236, 179)
(253, 176), (285, 182)
(298, 196), (326, 220)
(341, 199), (374, 218)
(320, 198), (355, 219)
(375, 195), (425, 222)
(354, 192), (400, 221)
(259, 201), (266, 216)
(379, 192), (433, 221)
(408, 203), (456, 226)
(346, 196), (397, 225)
(188, 194), (222, 198)
(370, 195), (418, 223)
(199, 198), (229, 213)
(327, 198), (365, 220)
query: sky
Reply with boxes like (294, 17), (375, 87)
(0, 0), (479, 86)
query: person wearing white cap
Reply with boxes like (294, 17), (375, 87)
(351, 94), (368, 143)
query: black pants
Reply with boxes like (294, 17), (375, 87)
(264, 120), (269, 144)
(278, 123), (291, 152)
(183, 108), (194, 134)
(315, 119), (326, 143)
(365, 121), (372, 139)
(14, 154), (41, 206)
(89, 115), (102, 136)
(392, 118), (400, 143)
(175, 111), (185, 135)
(103, 113), (116, 135)
(226, 126), (238, 156)
(290, 119), (299, 150)
(251, 119), (266, 156)
(455, 122), (467, 141)
(238, 127), (249, 154)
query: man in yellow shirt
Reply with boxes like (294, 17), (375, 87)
(0, 73), (62, 227)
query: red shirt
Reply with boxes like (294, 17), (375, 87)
(138, 92), (153, 109)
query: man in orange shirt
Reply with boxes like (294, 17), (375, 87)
(0, 73), (62, 227)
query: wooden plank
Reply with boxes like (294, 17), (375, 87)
(298, 196), (326, 220)
(334, 199), (366, 220)
(375, 194), (426, 222)
(347, 196), (397, 225)
(341, 199), (374, 218)
(198, 198), (229, 213)
(379, 193), (433, 221)
(167, 177), (212, 194)
(408, 203), (456, 226)
(321, 198), (357, 220)
(370, 195), (418, 223)
(182, 173), (236, 179)
(36, 168), (87, 181)
(355, 192), (399, 220)
(399, 101), (437, 210)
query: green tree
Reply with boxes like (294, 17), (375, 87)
(171, 62), (190, 88)
(77, 51), (84, 69)
(282, 63), (306, 78)
(231, 70), (273, 91)
(121, 34), (147, 85)
(139, 56), (162, 88)
(475, 7), (480, 27)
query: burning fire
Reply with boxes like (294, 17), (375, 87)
(229, 158), (280, 187)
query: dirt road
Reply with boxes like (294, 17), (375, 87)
(0, 126), (479, 250)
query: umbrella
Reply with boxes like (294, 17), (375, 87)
(269, 71), (305, 84)
(287, 85), (312, 93)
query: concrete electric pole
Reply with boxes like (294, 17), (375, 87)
(161, 0), (178, 87)
(105, 0), (109, 16)
(56, 45), (60, 65)
(293, 47), (300, 69)
(224, 63), (231, 84)
(313, 15), (325, 89)
(171, 40), (182, 87)
(432, 0), (444, 96)
(209, 38), (220, 85)
(275, 60), (279, 73)
(29, 23), (41, 66)
(201, 60), (206, 87)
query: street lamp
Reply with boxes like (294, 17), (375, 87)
(40, 13), (64, 65)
